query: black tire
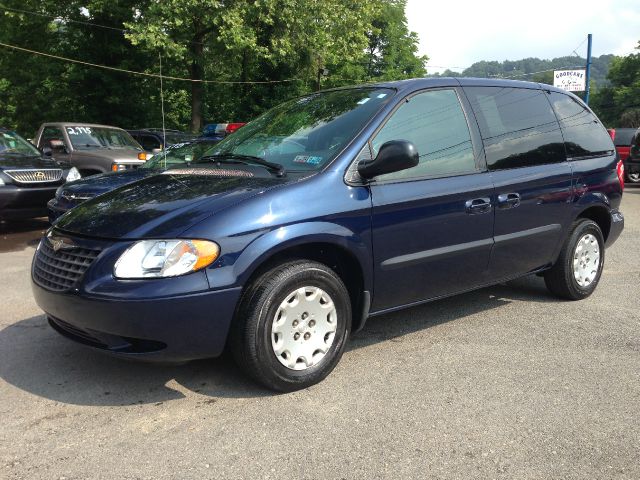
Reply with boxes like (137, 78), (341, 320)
(626, 171), (640, 184)
(230, 260), (351, 392)
(544, 219), (605, 300)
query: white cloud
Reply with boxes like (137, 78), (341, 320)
(406, 0), (640, 73)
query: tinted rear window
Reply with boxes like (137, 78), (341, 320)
(547, 92), (613, 158)
(464, 86), (565, 170)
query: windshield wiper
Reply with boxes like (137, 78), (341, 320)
(199, 153), (286, 177)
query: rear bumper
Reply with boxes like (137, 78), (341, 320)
(606, 210), (624, 248)
(0, 184), (59, 219)
(32, 279), (242, 363)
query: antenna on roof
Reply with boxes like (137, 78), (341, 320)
(159, 52), (167, 168)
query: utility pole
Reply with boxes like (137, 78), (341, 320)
(584, 33), (592, 105)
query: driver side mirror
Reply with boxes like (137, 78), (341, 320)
(41, 146), (53, 157)
(357, 140), (419, 180)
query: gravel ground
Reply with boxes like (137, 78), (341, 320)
(1, 190), (639, 480)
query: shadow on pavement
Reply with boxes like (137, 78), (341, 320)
(0, 218), (48, 253)
(0, 275), (555, 406)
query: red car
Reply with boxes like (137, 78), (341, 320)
(608, 128), (639, 183)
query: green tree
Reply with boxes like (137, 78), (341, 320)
(361, 0), (427, 81)
(590, 43), (640, 127)
(125, 0), (380, 132)
(1, 0), (429, 135)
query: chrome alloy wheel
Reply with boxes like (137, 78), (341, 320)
(573, 233), (601, 287)
(271, 286), (338, 371)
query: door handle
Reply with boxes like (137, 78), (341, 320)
(497, 193), (521, 209)
(465, 197), (492, 214)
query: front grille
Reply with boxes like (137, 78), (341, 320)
(5, 168), (63, 184)
(33, 239), (101, 291)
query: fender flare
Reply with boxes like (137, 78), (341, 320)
(232, 221), (373, 294)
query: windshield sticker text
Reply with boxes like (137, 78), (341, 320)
(67, 127), (92, 135)
(293, 155), (323, 165)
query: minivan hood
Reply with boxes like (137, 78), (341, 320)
(55, 171), (287, 239)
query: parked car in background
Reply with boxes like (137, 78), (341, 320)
(607, 127), (639, 182)
(127, 129), (195, 154)
(201, 123), (246, 138)
(34, 123), (147, 176)
(47, 137), (222, 221)
(626, 127), (640, 184)
(32, 79), (623, 391)
(0, 128), (80, 220)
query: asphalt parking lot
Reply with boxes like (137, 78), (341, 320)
(1, 191), (639, 480)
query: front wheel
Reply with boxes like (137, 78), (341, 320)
(230, 260), (351, 392)
(544, 219), (605, 300)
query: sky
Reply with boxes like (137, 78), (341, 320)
(406, 0), (640, 74)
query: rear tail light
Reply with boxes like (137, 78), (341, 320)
(616, 160), (625, 191)
(607, 128), (616, 141)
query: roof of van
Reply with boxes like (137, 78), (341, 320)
(352, 77), (573, 95)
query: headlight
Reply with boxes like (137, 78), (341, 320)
(114, 239), (220, 279)
(65, 167), (81, 182)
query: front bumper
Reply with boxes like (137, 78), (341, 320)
(31, 233), (242, 362)
(33, 281), (242, 362)
(0, 184), (59, 219)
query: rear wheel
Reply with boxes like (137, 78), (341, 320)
(626, 171), (640, 184)
(544, 219), (605, 300)
(231, 260), (351, 392)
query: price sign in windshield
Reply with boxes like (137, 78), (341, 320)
(66, 126), (92, 135)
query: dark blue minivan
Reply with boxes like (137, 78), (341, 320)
(31, 78), (624, 391)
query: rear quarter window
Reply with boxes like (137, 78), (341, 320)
(463, 87), (565, 170)
(547, 92), (614, 158)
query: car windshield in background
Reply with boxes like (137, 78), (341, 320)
(0, 130), (41, 156)
(144, 142), (215, 169)
(66, 126), (142, 151)
(613, 129), (636, 147)
(200, 87), (395, 171)
(164, 133), (194, 145)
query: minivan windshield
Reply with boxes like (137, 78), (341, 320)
(144, 141), (216, 169)
(0, 129), (41, 156)
(200, 87), (395, 171)
(65, 126), (143, 151)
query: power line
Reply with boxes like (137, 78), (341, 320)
(569, 37), (588, 57)
(0, 41), (302, 85)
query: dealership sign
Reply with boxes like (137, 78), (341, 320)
(553, 69), (586, 92)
